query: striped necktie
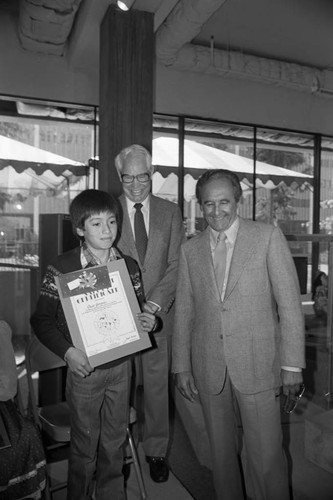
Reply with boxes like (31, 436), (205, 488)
(134, 203), (148, 265)
(213, 232), (227, 294)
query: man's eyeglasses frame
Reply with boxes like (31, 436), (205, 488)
(121, 173), (151, 184)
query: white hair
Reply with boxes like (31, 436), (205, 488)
(114, 144), (154, 179)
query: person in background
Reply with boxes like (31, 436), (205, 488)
(172, 169), (305, 500)
(30, 190), (156, 500)
(0, 319), (46, 500)
(312, 271), (328, 322)
(115, 144), (186, 483)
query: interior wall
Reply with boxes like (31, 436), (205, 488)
(155, 63), (333, 136)
(1, 9), (333, 138)
(0, 11), (99, 106)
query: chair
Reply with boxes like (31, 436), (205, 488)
(0, 381), (47, 500)
(25, 334), (70, 500)
(125, 406), (147, 500)
(25, 335), (146, 499)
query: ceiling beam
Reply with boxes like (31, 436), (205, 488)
(156, 0), (227, 64)
(156, 0), (333, 98)
(154, 0), (181, 31)
(18, 0), (83, 56)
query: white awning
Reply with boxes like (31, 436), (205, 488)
(152, 137), (313, 188)
(0, 134), (86, 176)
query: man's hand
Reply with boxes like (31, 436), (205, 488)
(281, 368), (303, 398)
(64, 347), (94, 378)
(174, 371), (198, 402)
(137, 311), (157, 332)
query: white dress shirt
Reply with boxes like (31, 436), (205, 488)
(209, 217), (239, 301)
(125, 195), (150, 237)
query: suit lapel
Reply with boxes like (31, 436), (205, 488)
(144, 196), (160, 264)
(224, 219), (258, 300)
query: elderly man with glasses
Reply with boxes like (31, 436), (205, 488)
(115, 144), (185, 483)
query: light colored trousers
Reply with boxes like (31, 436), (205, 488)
(200, 372), (290, 500)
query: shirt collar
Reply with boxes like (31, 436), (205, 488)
(125, 195), (150, 212)
(209, 216), (240, 248)
(80, 241), (121, 268)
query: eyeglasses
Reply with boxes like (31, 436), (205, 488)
(281, 384), (305, 414)
(121, 173), (151, 184)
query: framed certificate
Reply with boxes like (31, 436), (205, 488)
(55, 259), (151, 367)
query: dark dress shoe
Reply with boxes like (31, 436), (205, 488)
(146, 456), (169, 482)
(122, 462), (131, 484)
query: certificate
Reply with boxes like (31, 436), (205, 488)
(55, 259), (151, 367)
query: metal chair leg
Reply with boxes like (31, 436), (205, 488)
(43, 478), (52, 500)
(127, 426), (147, 500)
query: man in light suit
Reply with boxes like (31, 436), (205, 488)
(115, 144), (185, 483)
(173, 169), (305, 500)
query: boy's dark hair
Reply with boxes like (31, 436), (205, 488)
(195, 169), (243, 205)
(69, 189), (120, 238)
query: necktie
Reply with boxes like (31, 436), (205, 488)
(134, 203), (148, 265)
(213, 232), (227, 295)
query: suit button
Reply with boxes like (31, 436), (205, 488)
(142, 267), (146, 273)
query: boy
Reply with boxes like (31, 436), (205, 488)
(30, 189), (156, 500)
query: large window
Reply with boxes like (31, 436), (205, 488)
(151, 115), (333, 411)
(320, 138), (333, 237)
(0, 100), (98, 267)
(152, 114), (180, 203)
(3, 99), (333, 406)
(255, 128), (314, 236)
(153, 116), (317, 240)
(0, 98), (98, 357)
(184, 119), (255, 236)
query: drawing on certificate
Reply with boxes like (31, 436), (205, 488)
(70, 269), (140, 356)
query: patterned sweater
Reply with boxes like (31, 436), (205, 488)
(30, 246), (143, 363)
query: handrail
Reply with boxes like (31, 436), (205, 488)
(286, 233), (333, 243)
(0, 263), (37, 270)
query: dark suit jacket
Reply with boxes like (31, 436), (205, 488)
(172, 218), (305, 394)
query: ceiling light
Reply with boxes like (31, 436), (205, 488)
(117, 0), (135, 11)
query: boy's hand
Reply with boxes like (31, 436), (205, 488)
(137, 312), (157, 333)
(64, 347), (94, 377)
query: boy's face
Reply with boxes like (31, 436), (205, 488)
(76, 211), (118, 253)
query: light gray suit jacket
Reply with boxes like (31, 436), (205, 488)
(172, 218), (305, 394)
(117, 194), (186, 320)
